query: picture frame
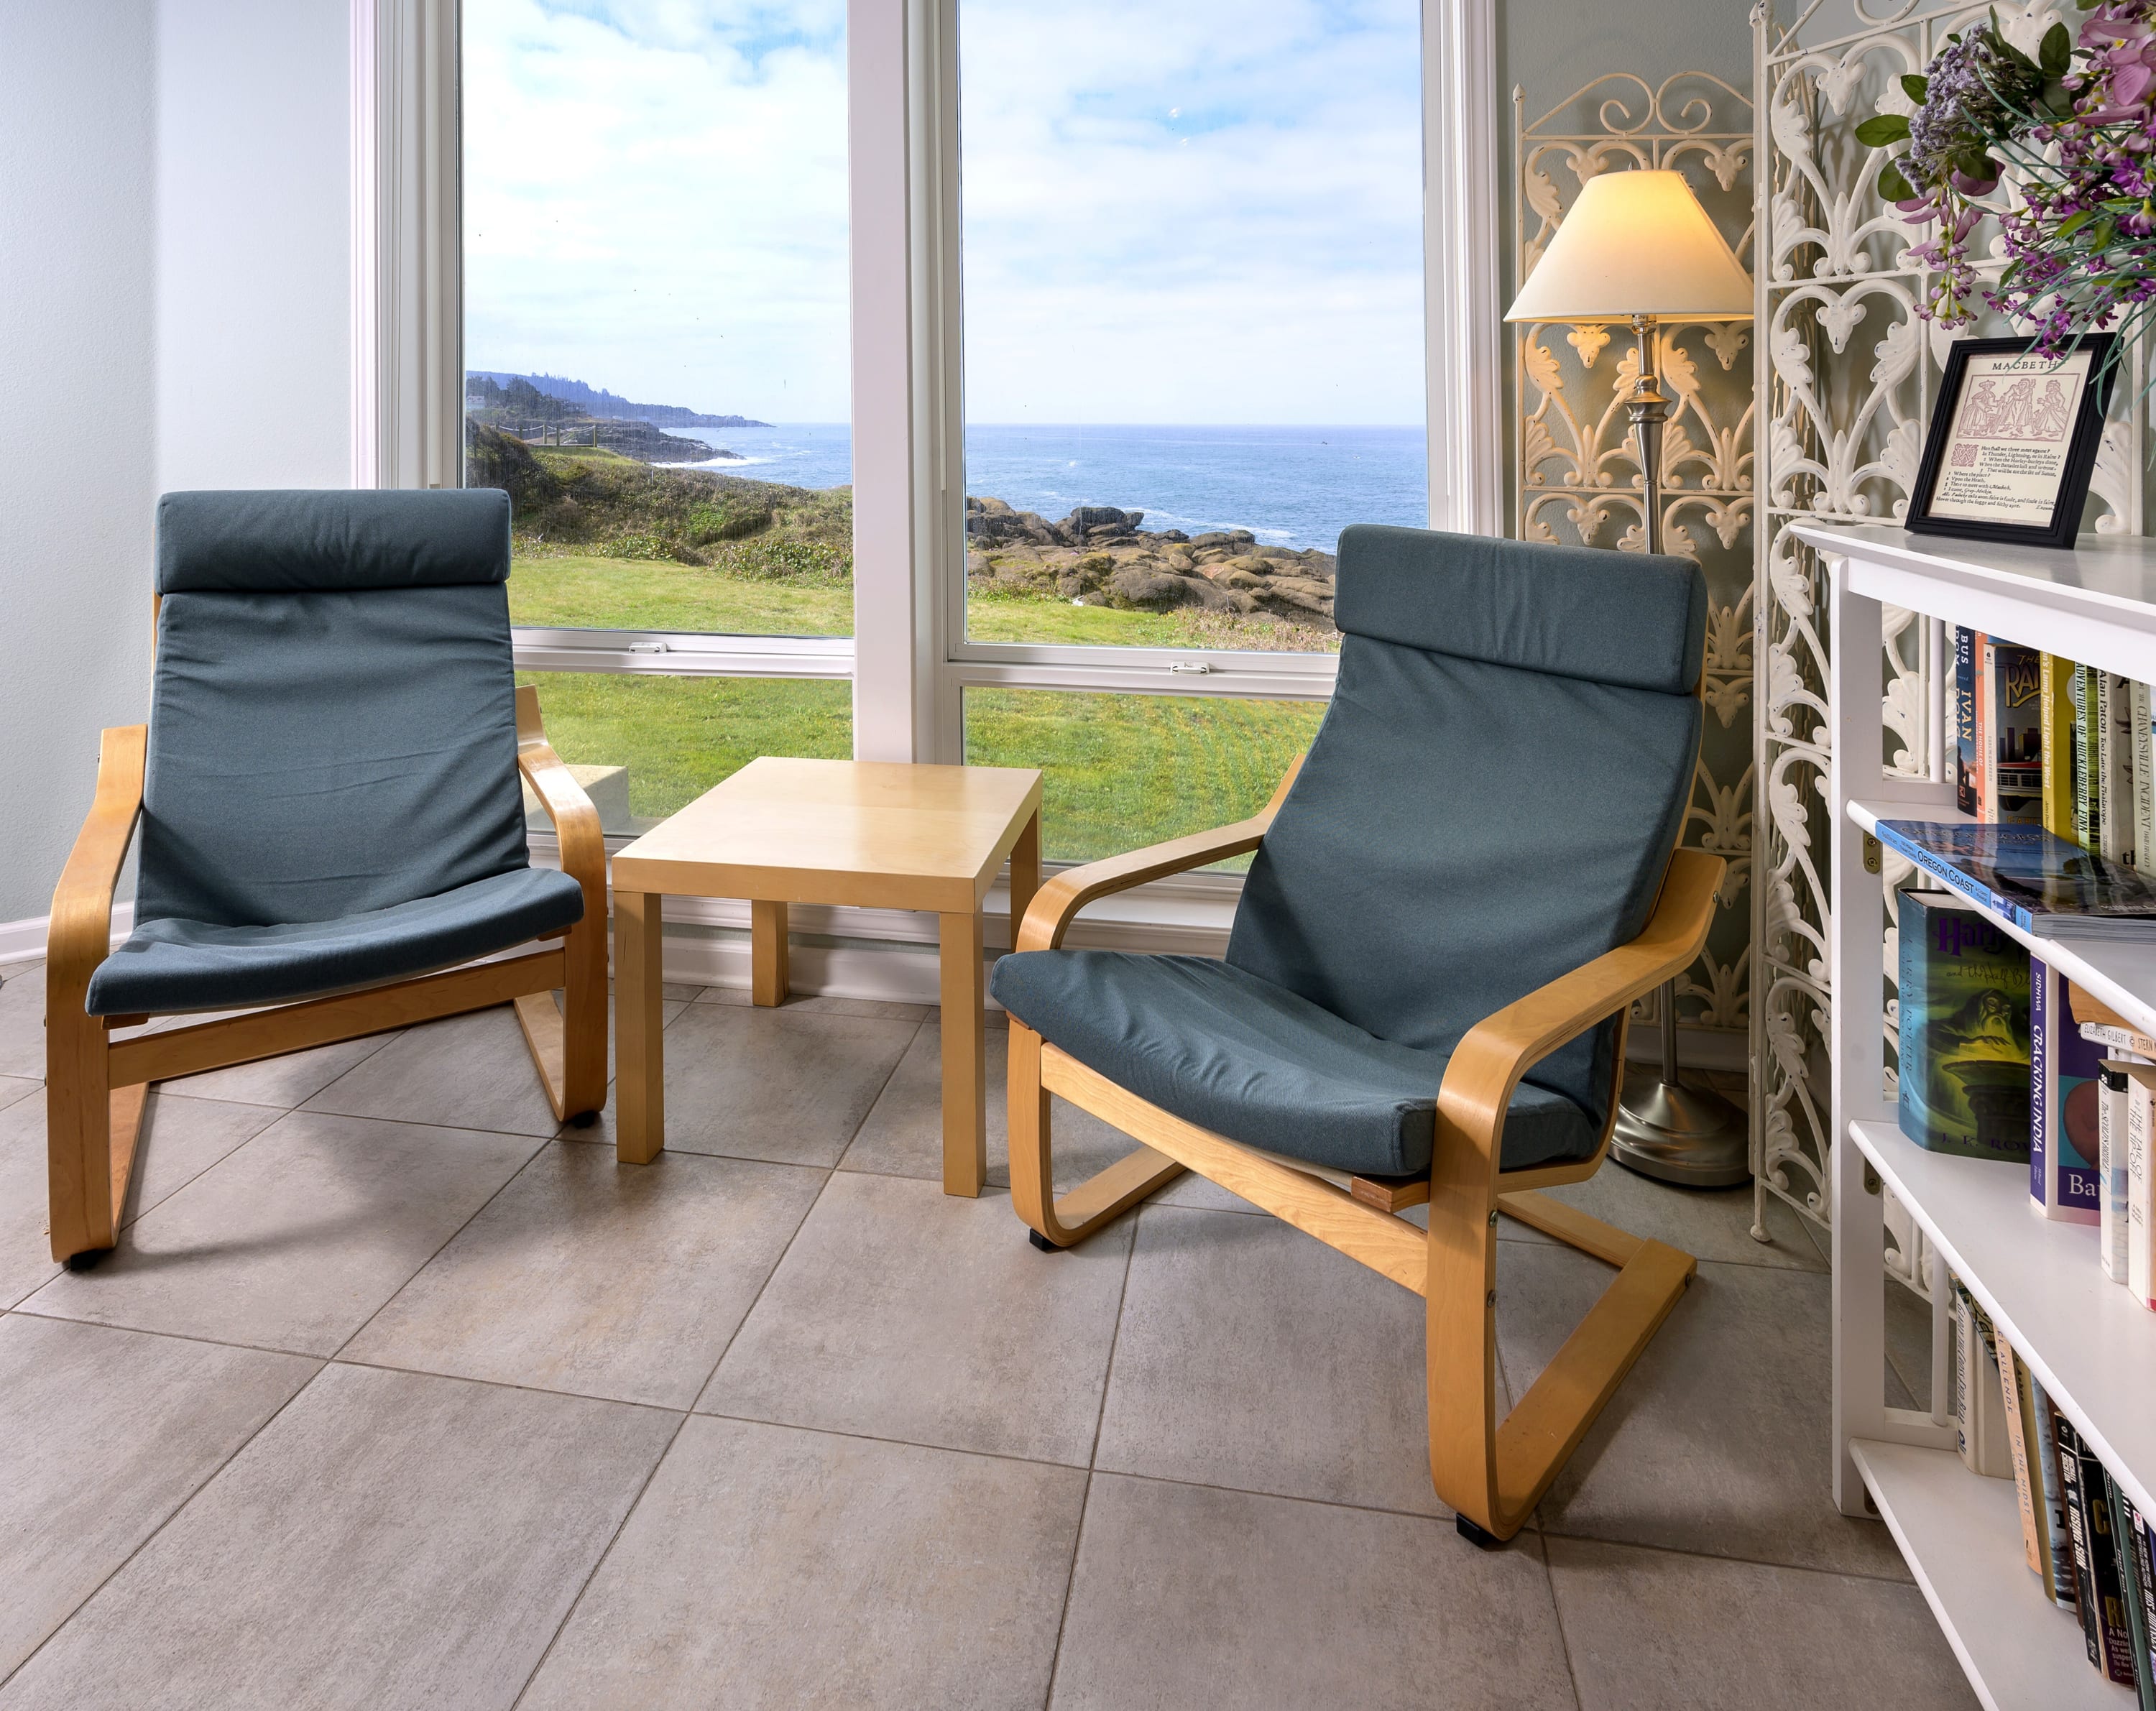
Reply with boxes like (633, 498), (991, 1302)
(1905, 333), (2118, 551)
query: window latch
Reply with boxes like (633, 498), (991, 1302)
(1166, 661), (1212, 675)
(629, 641), (669, 655)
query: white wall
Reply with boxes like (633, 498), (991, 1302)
(0, 4), (160, 926)
(0, 1), (354, 928)
(156, 0), (352, 492)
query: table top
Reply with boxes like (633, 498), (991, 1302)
(609, 757), (1044, 913)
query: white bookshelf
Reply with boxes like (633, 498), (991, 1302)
(1797, 522), (2156, 1711)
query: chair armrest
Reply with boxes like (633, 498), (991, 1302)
(1014, 755), (1305, 952)
(514, 686), (606, 898)
(1432, 847), (1726, 1173)
(48, 725), (147, 1009)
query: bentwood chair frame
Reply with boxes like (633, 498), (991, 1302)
(46, 683), (607, 1265)
(1006, 721), (1723, 1546)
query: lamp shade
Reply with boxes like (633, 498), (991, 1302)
(1505, 170), (1753, 323)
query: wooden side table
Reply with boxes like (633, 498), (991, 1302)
(607, 758), (1043, 1196)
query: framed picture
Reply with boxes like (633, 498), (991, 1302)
(1906, 334), (2117, 550)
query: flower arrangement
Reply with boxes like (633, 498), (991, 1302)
(1861, 4), (2156, 360)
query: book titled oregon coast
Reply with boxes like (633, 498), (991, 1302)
(1873, 821), (2156, 941)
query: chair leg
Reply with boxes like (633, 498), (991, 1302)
(1006, 1021), (1184, 1248)
(515, 916), (607, 1125)
(46, 1001), (145, 1264)
(1426, 1181), (1695, 1541)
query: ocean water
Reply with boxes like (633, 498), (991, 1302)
(660, 422), (1428, 553)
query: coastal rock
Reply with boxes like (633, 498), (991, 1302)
(963, 492), (1336, 631)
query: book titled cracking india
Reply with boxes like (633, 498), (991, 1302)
(1896, 892), (2030, 1160)
(1873, 821), (2156, 941)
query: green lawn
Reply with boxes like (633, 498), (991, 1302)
(513, 550), (1330, 864)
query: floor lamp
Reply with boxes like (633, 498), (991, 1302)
(1504, 169), (1754, 1188)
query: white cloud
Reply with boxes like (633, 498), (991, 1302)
(464, 0), (1425, 425)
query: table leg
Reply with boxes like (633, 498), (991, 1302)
(1008, 808), (1041, 948)
(751, 899), (790, 1007)
(614, 890), (665, 1165)
(939, 908), (988, 1196)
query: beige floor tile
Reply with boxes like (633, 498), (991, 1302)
(121, 1093), (284, 1225)
(1094, 1204), (1452, 1517)
(1051, 1475), (1577, 1711)
(0, 963), (48, 1080)
(157, 1028), (402, 1112)
(1547, 1536), (1976, 1711)
(1497, 1244), (1908, 1577)
(302, 1006), (568, 1138)
(0, 1363), (676, 1711)
(345, 1144), (823, 1408)
(0, 1103), (62, 1309)
(0, 1315), (316, 1679)
(0, 1075), (40, 1113)
(690, 987), (932, 1021)
(700, 1173), (1130, 1465)
(1503, 1166), (1826, 1272)
(20, 1110), (542, 1355)
(838, 1022), (1145, 1193)
(647, 1002), (918, 1167)
(518, 1416), (1084, 1711)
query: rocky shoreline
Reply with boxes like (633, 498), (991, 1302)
(966, 497), (1335, 629)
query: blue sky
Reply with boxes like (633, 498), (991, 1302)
(463, 0), (1426, 425)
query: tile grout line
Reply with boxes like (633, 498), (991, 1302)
(1537, 1528), (1592, 1711)
(0, 1349), (331, 1696)
(1038, 1198), (1143, 1710)
(506, 1144), (857, 1709)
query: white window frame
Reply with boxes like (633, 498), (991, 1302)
(359, 0), (1502, 928)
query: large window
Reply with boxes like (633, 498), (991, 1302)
(464, 0), (852, 831)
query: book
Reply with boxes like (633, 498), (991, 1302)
(1984, 640), (2044, 824)
(1951, 1284), (2012, 1478)
(2086, 1455), (2144, 1685)
(1957, 627), (1981, 816)
(2115, 1484), (2156, 1710)
(2078, 664), (2105, 851)
(2043, 652), (2079, 839)
(1996, 1334), (2047, 1582)
(2106, 1062), (2133, 1281)
(2136, 680), (2154, 870)
(1872, 819), (2156, 941)
(2071, 982), (2156, 1057)
(2038, 1379), (2084, 1612)
(2034, 956), (2106, 1223)
(2135, 1510), (2156, 1707)
(2059, 1411), (2106, 1668)
(2131, 1066), (2156, 1311)
(1894, 892), (2030, 1159)
(2109, 673), (2139, 864)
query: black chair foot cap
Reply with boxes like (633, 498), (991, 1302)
(566, 1110), (601, 1130)
(65, 1248), (113, 1273)
(1027, 1228), (1062, 1253)
(1455, 1515), (1503, 1550)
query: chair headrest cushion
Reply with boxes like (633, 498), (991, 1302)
(1332, 525), (1706, 695)
(157, 489), (512, 594)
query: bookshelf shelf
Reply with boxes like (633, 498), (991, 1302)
(1852, 1439), (2132, 1711)
(1848, 1119), (2156, 1523)
(1797, 522), (2156, 1711)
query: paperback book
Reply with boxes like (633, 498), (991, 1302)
(1985, 640), (2044, 824)
(2042, 652), (2078, 839)
(1956, 627), (1981, 816)
(1895, 892), (2030, 1159)
(1872, 820), (2156, 941)
(2034, 956), (2105, 1224)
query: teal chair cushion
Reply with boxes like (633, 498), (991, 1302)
(988, 949), (1596, 1176)
(84, 489), (579, 1017)
(990, 526), (1705, 1179)
(86, 867), (584, 1017)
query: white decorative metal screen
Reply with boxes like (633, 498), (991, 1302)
(1751, 0), (2142, 1288)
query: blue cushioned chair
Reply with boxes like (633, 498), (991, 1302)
(991, 525), (1725, 1544)
(46, 490), (607, 1265)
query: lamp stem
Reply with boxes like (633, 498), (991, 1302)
(1626, 312), (1668, 557)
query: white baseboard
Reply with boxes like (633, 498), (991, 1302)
(0, 905), (133, 967)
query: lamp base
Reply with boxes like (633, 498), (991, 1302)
(1610, 1065), (1750, 1188)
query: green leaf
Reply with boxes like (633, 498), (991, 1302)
(1856, 114), (1912, 146)
(1878, 162), (1916, 202)
(2057, 208), (2096, 238)
(2040, 20), (2071, 76)
(1902, 73), (1930, 103)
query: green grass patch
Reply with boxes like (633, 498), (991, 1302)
(509, 555), (851, 637)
